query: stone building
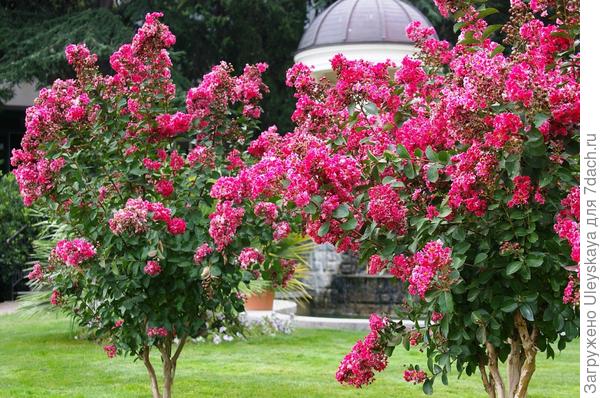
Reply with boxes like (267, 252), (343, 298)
(294, 0), (435, 317)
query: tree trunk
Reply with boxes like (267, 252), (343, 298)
(513, 313), (538, 398)
(486, 342), (507, 398)
(507, 336), (523, 397)
(141, 336), (187, 398)
(479, 315), (538, 398)
(142, 346), (162, 398)
(479, 356), (496, 398)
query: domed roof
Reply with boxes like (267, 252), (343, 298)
(298, 0), (435, 51)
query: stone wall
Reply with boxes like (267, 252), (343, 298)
(301, 244), (405, 317)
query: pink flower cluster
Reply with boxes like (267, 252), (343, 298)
(155, 112), (193, 138)
(104, 344), (117, 359)
(193, 243), (213, 264)
(209, 201), (245, 251)
(272, 221), (291, 241)
(254, 202), (279, 224)
(277, 259), (297, 288)
(238, 248), (264, 270)
(147, 327), (169, 338)
(388, 241), (453, 298)
(144, 260), (162, 276)
(367, 185), (408, 235)
(52, 238), (96, 267)
(368, 255), (387, 275)
(507, 176), (533, 208)
(108, 198), (182, 235)
(50, 290), (61, 306)
(336, 314), (389, 388)
(27, 262), (44, 281)
(554, 187), (580, 304)
(404, 369), (428, 384)
(186, 62), (269, 134)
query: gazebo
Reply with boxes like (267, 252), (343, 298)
(294, 0), (435, 79)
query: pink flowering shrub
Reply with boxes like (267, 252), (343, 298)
(15, 13), (297, 398)
(227, 0), (579, 396)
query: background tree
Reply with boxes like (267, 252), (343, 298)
(0, 173), (37, 301)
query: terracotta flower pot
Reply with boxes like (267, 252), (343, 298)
(244, 290), (275, 311)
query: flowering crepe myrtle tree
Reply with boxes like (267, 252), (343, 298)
(13, 13), (298, 398)
(224, 0), (580, 397)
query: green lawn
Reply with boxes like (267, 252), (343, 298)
(0, 313), (578, 398)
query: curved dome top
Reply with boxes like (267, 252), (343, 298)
(298, 0), (435, 51)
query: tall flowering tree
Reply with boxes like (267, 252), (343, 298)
(226, 0), (580, 397)
(12, 13), (297, 398)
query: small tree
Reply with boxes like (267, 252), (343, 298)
(12, 13), (297, 398)
(229, 0), (579, 396)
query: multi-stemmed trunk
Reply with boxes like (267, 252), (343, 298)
(479, 313), (538, 398)
(142, 335), (187, 398)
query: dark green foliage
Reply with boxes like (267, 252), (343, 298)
(0, 4), (132, 101)
(0, 173), (37, 298)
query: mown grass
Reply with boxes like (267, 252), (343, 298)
(0, 313), (578, 397)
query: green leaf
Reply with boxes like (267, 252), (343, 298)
(441, 291), (454, 313)
(519, 304), (535, 321)
(478, 7), (499, 18)
(453, 22), (466, 33)
(363, 102), (379, 115)
(423, 379), (434, 395)
(506, 261), (522, 275)
(425, 146), (438, 161)
(209, 265), (222, 277)
(533, 113), (550, 128)
(474, 252), (488, 264)
(332, 204), (350, 219)
(427, 166), (440, 183)
(490, 44), (505, 57)
(501, 299), (518, 313)
(526, 256), (544, 268)
(482, 24), (502, 39)
(397, 145), (411, 159)
(317, 221), (330, 237)
(341, 217), (358, 231)
(404, 161), (416, 179)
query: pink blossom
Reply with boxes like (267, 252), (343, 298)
(367, 255), (387, 275)
(169, 151), (185, 171)
(209, 201), (245, 251)
(507, 176), (533, 208)
(193, 243), (213, 264)
(367, 185), (408, 235)
(253, 202), (279, 224)
(147, 327), (169, 338)
(336, 328), (388, 388)
(50, 290), (61, 306)
(155, 179), (174, 198)
(53, 238), (96, 267)
(404, 369), (427, 384)
(238, 248), (264, 270)
(104, 345), (117, 359)
(27, 262), (43, 281)
(143, 158), (162, 171)
(431, 312), (444, 323)
(155, 112), (193, 138)
(144, 260), (162, 276)
(167, 217), (186, 235)
(272, 221), (291, 241)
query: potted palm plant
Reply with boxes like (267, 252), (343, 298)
(241, 233), (313, 311)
